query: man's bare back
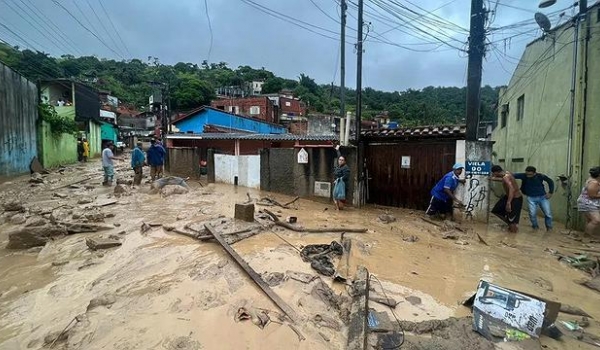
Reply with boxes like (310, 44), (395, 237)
(502, 171), (523, 198)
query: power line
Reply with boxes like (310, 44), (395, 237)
(0, 20), (51, 52)
(97, 0), (131, 57)
(309, 0), (339, 24)
(0, 0), (73, 54)
(203, 0), (214, 62)
(85, 0), (126, 58)
(51, 0), (123, 58)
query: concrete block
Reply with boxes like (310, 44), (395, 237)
(234, 203), (255, 222)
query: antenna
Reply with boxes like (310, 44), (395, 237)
(535, 12), (552, 32)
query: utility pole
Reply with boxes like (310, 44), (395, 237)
(340, 0), (347, 145)
(355, 0), (364, 207)
(355, 0), (363, 141)
(465, 0), (486, 141)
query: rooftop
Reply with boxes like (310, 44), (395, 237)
(166, 132), (338, 142)
(360, 125), (466, 139)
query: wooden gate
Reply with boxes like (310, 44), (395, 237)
(365, 141), (456, 210)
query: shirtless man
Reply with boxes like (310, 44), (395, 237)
(490, 165), (524, 233)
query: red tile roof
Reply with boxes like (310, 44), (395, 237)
(361, 125), (466, 139)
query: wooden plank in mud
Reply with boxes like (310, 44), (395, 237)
(347, 265), (369, 350)
(204, 224), (299, 323)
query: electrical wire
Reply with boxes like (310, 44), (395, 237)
(0, 0), (73, 54)
(97, 0), (131, 57)
(13, 0), (84, 56)
(367, 272), (405, 349)
(85, 0), (125, 58)
(51, 0), (123, 58)
(203, 0), (214, 63)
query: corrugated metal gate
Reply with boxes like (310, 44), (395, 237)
(365, 141), (456, 210)
(0, 63), (38, 177)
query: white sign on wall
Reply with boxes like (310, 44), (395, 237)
(401, 156), (411, 169)
(297, 148), (308, 164)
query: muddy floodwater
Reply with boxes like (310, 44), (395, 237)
(0, 159), (599, 349)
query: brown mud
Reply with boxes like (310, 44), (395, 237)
(0, 159), (599, 349)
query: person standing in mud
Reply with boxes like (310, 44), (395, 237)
(147, 139), (166, 181)
(577, 166), (600, 236)
(513, 166), (554, 232)
(490, 165), (523, 233)
(426, 163), (465, 219)
(77, 139), (84, 162)
(102, 142), (123, 186)
(131, 141), (145, 186)
(333, 145), (350, 210)
(82, 138), (90, 162)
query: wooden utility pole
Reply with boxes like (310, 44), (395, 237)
(355, 0), (363, 140)
(465, 0), (486, 141)
(340, 0), (347, 143)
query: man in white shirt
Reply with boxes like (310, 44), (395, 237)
(102, 142), (123, 186)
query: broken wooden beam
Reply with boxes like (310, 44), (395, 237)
(205, 224), (299, 323)
(51, 177), (94, 191)
(334, 234), (352, 282)
(347, 265), (369, 350)
(264, 209), (367, 233)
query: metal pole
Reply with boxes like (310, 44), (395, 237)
(340, 0), (347, 146)
(465, 0), (486, 141)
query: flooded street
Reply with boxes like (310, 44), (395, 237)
(0, 158), (599, 350)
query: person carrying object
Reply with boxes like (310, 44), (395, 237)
(333, 145), (350, 210)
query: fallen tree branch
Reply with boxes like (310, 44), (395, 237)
(283, 196), (300, 207)
(263, 209), (367, 233)
(51, 177), (94, 191)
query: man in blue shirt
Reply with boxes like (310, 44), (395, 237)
(146, 139), (166, 181)
(426, 163), (465, 219)
(514, 166), (555, 231)
(131, 141), (145, 186)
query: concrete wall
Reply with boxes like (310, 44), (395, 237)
(174, 108), (287, 134)
(214, 154), (261, 188)
(463, 141), (493, 222)
(492, 8), (600, 228)
(167, 147), (200, 179)
(492, 23), (576, 226)
(88, 121), (102, 157)
(0, 63), (38, 177)
(260, 147), (356, 203)
(37, 121), (77, 168)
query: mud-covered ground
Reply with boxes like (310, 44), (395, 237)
(0, 157), (599, 350)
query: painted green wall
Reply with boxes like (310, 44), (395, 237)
(38, 121), (77, 168)
(88, 121), (102, 158)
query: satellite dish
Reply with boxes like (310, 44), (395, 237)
(539, 0), (557, 8)
(535, 12), (552, 32)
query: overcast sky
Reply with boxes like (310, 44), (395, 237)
(0, 0), (580, 91)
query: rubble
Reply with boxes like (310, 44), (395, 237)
(77, 197), (94, 205)
(9, 214), (26, 225)
(6, 224), (68, 249)
(160, 184), (189, 197)
(86, 237), (122, 250)
(87, 293), (117, 311)
(3, 201), (25, 212)
(235, 202), (255, 222)
(114, 184), (131, 197)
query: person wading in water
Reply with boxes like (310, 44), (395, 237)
(333, 145), (350, 210)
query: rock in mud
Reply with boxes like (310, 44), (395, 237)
(25, 217), (47, 227)
(85, 237), (122, 250)
(3, 201), (25, 212)
(405, 295), (422, 305)
(87, 293), (117, 311)
(160, 184), (189, 197)
(378, 214), (396, 224)
(287, 271), (318, 284)
(6, 224), (67, 249)
(85, 212), (105, 222)
(52, 260), (69, 267)
(113, 184), (130, 197)
(403, 235), (419, 243)
(261, 272), (285, 287)
(9, 214), (26, 225)
(77, 197), (93, 205)
(53, 192), (68, 199)
(29, 173), (45, 184)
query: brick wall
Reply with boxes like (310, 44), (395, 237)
(279, 97), (306, 116)
(210, 97), (277, 123)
